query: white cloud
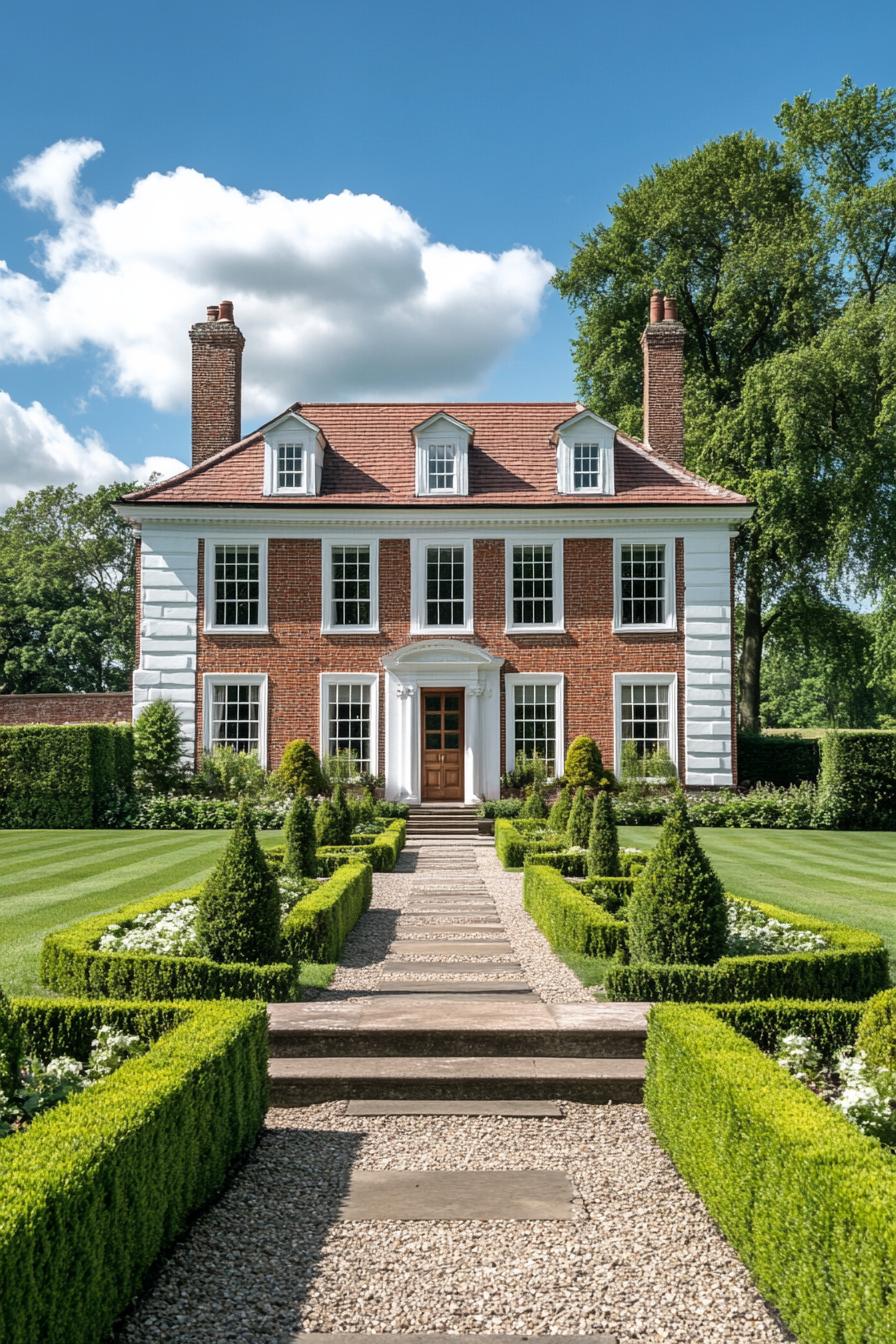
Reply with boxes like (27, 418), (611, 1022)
(1, 140), (555, 418)
(0, 390), (184, 507)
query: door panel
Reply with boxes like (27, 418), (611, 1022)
(421, 689), (465, 800)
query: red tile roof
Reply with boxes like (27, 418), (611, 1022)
(123, 402), (749, 508)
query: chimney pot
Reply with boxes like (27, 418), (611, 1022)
(206, 304), (220, 322)
(663, 295), (679, 322)
(218, 299), (235, 323)
(649, 288), (664, 324)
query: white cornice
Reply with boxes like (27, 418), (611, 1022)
(117, 503), (753, 532)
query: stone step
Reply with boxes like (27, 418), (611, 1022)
(268, 1054), (646, 1104)
(268, 1000), (649, 1059)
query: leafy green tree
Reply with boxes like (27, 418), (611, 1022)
(283, 794), (317, 878)
(133, 700), (185, 794)
(197, 801), (281, 964)
(566, 786), (591, 848)
(276, 739), (325, 796)
(0, 482), (137, 692)
(564, 736), (604, 790)
(627, 791), (727, 965)
(760, 594), (879, 726)
(555, 80), (896, 732)
(587, 791), (621, 878)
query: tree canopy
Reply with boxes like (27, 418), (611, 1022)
(554, 77), (896, 731)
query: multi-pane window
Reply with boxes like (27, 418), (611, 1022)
(511, 544), (555, 626)
(425, 545), (465, 626)
(327, 682), (372, 773)
(426, 444), (456, 492)
(573, 441), (602, 490)
(620, 543), (667, 626)
(331, 545), (371, 627)
(620, 683), (671, 759)
(276, 442), (304, 490)
(211, 683), (260, 754)
(213, 543), (260, 627)
(512, 682), (557, 775)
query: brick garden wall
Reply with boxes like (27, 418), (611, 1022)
(0, 693), (132, 726)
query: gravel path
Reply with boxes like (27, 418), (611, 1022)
(116, 1102), (792, 1344)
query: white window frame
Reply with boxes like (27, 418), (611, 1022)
(612, 536), (677, 633)
(410, 537), (474, 635)
(504, 672), (565, 779)
(202, 673), (269, 768)
(319, 673), (380, 777)
(262, 411), (324, 497)
(504, 537), (565, 633)
(413, 413), (471, 497)
(321, 539), (380, 634)
(613, 671), (678, 776)
(556, 410), (615, 496)
(203, 535), (269, 634)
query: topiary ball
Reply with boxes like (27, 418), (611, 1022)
(277, 739), (326, 796)
(564, 735), (604, 791)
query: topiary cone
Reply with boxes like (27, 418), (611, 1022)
(284, 794), (317, 878)
(627, 789), (727, 965)
(566, 786), (591, 848)
(197, 800), (281, 964)
(587, 790), (621, 877)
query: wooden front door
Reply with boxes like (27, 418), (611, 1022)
(421, 689), (464, 800)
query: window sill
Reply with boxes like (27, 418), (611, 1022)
(612, 623), (678, 636)
(410, 624), (474, 637)
(204, 625), (271, 636)
(505, 625), (567, 636)
(322, 625), (381, 636)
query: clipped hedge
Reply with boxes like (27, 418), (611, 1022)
(0, 724), (134, 828)
(525, 848), (587, 877)
(316, 818), (406, 873)
(39, 861), (372, 1000)
(524, 864), (627, 959)
(281, 860), (372, 963)
(494, 817), (556, 868)
(646, 1002), (896, 1344)
(607, 895), (888, 1003)
(819, 729), (896, 829)
(737, 732), (820, 787)
(0, 995), (266, 1344)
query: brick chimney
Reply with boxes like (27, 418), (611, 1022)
(190, 300), (245, 465)
(640, 289), (685, 464)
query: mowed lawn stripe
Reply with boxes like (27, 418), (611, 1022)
(694, 830), (896, 886)
(0, 834), (209, 887)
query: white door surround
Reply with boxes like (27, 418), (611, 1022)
(382, 639), (504, 804)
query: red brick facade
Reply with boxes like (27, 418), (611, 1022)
(195, 536), (686, 774)
(0, 693), (132, 726)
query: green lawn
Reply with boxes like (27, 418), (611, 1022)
(0, 829), (282, 995)
(621, 825), (896, 966)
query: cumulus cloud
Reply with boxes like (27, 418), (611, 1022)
(1, 140), (554, 418)
(0, 389), (184, 507)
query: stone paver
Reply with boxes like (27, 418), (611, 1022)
(339, 1169), (574, 1220)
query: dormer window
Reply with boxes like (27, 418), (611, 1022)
(413, 412), (472, 497)
(556, 410), (616, 495)
(262, 411), (324, 496)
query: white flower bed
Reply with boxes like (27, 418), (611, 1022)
(725, 900), (828, 956)
(96, 877), (316, 957)
(776, 1031), (896, 1146)
(1, 1025), (145, 1137)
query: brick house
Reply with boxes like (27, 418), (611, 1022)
(116, 292), (751, 803)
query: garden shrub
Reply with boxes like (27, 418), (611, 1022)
(818, 729), (896, 828)
(737, 731), (820, 787)
(0, 985), (21, 1095)
(330, 781), (353, 843)
(547, 784), (572, 832)
(524, 864), (626, 959)
(478, 798), (523, 819)
(135, 793), (288, 830)
(197, 802), (281, 965)
(524, 848), (587, 877)
(315, 799), (343, 847)
(0, 996), (266, 1344)
(856, 987), (896, 1069)
(564, 735), (604, 789)
(283, 794), (317, 878)
(566, 786), (591, 848)
(520, 781), (549, 818)
(133, 699), (185, 794)
(281, 861), (372, 963)
(192, 746), (267, 800)
(316, 819), (406, 874)
(645, 1002), (896, 1344)
(581, 874), (634, 914)
(0, 724), (134, 828)
(627, 791), (727, 966)
(373, 800), (410, 819)
(587, 790), (620, 877)
(276, 737), (326, 796)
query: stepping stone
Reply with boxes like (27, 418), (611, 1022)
(383, 961), (521, 975)
(369, 980), (534, 994)
(390, 941), (515, 958)
(338, 1169), (574, 1220)
(296, 1335), (616, 1344)
(345, 1100), (563, 1116)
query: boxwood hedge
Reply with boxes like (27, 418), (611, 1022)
(0, 724), (133, 829)
(523, 864), (626, 959)
(316, 818), (406, 873)
(646, 1001), (896, 1344)
(39, 861), (372, 1000)
(0, 995), (266, 1344)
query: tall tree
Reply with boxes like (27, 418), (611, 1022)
(0, 482), (137, 692)
(555, 80), (896, 731)
(760, 595), (880, 727)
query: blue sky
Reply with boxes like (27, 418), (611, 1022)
(0, 0), (895, 499)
